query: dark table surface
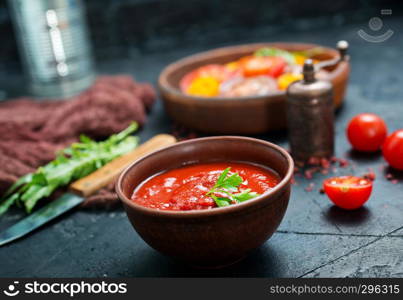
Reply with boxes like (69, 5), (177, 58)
(1, 18), (403, 278)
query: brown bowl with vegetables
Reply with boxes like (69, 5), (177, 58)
(158, 42), (350, 134)
(116, 136), (293, 267)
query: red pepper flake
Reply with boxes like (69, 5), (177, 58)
(386, 173), (394, 180)
(391, 179), (399, 184)
(338, 158), (349, 168)
(305, 182), (315, 192)
(320, 158), (331, 169)
(320, 168), (329, 175)
(304, 169), (313, 179)
(363, 170), (376, 181)
(379, 164), (386, 172)
(308, 157), (321, 166)
(294, 156), (353, 180)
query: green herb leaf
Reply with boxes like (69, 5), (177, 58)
(210, 195), (232, 207)
(233, 189), (259, 202)
(216, 167), (230, 186)
(206, 167), (260, 207)
(0, 122), (139, 215)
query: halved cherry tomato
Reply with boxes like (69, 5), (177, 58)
(346, 113), (388, 152)
(323, 176), (373, 210)
(383, 129), (403, 170)
(239, 56), (286, 78)
(180, 64), (240, 93)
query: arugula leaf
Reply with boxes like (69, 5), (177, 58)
(206, 167), (260, 207)
(0, 122), (139, 215)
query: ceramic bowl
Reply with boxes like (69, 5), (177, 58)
(116, 136), (294, 267)
(158, 42), (350, 134)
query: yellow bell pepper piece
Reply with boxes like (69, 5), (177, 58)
(293, 54), (307, 65)
(186, 76), (220, 97)
(225, 61), (240, 71)
(278, 73), (303, 90)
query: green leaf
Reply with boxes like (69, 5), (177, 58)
(254, 47), (296, 65)
(0, 122), (139, 215)
(206, 167), (259, 207)
(23, 185), (56, 213)
(215, 167), (230, 186)
(220, 173), (243, 190)
(233, 189), (260, 202)
(0, 194), (19, 215)
(2, 173), (33, 199)
(79, 134), (93, 144)
(213, 196), (232, 207)
(292, 47), (325, 58)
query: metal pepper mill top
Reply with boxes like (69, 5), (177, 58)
(286, 59), (335, 164)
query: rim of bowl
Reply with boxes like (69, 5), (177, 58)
(158, 42), (342, 103)
(116, 136), (294, 218)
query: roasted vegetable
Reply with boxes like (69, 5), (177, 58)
(277, 73), (303, 90)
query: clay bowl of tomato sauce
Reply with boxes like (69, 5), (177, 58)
(158, 42), (350, 134)
(116, 136), (294, 268)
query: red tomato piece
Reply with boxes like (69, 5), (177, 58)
(240, 56), (286, 78)
(383, 129), (403, 170)
(323, 176), (373, 210)
(179, 70), (198, 92)
(346, 113), (388, 152)
(179, 64), (240, 93)
(267, 57), (287, 78)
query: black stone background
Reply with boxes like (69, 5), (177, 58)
(0, 0), (402, 277)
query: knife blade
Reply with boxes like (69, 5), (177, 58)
(0, 134), (176, 247)
(0, 192), (83, 246)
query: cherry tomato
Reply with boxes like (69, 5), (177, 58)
(346, 113), (388, 152)
(383, 129), (403, 170)
(179, 64), (240, 93)
(239, 56), (286, 78)
(323, 176), (373, 210)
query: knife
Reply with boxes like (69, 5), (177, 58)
(0, 134), (176, 246)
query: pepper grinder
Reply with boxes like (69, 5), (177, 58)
(286, 59), (334, 164)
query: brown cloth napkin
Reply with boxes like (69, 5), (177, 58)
(0, 75), (156, 209)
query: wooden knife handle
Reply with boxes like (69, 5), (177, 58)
(70, 134), (176, 197)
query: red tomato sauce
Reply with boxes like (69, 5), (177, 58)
(131, 162), (280, 211)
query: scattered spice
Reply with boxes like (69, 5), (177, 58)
(362, 168), (376, 181)
(294, 156), (351, 182)
(305, 182), (315, 192)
